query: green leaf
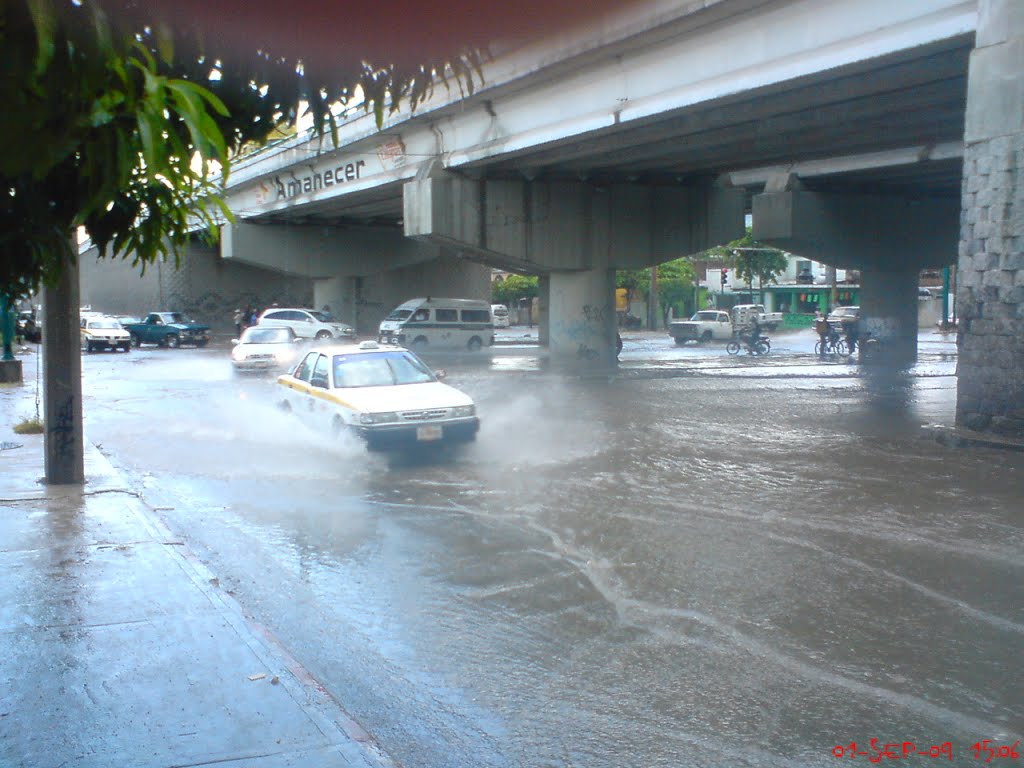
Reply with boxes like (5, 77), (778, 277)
(26, 0), (56, 76)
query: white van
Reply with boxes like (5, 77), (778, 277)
(491, 303), (510, 328)
(378, 298), (495, 352)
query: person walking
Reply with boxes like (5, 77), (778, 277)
(233, 308), (242, 337)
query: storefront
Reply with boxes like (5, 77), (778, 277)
(766, 285), (860, 327)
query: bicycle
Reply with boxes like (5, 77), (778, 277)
(814, 333), (849, 357)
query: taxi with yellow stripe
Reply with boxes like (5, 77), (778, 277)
(276, 341), (479, 451)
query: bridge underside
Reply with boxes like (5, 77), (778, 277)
(216, 1), (1022, 433)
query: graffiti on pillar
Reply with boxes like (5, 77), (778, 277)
(582, 305), (606, 324)
(551, 319), (590, 342)
(50, 396), (76, 460)
(576, 344), (599, 360)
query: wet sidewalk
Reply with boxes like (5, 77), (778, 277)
(0, 349), (389, 768)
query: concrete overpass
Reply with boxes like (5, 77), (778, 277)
(216, 0), (1023, 435)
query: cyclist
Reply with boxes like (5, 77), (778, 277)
(843, 317), (860, 355)
(814, 312), (830, 355)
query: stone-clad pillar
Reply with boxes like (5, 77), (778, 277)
(956, 0), (1024, 435)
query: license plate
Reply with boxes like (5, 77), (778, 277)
(416, 425), (443, 442)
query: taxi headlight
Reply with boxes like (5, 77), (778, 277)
(452, 405), (476, 418)
(359, 412), (400, 425)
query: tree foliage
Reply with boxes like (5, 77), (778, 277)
(491, 274), (539, 306)
(617, 258), (696, 314)
(706, 230), (788, 296)
(0, 0), (486, 299)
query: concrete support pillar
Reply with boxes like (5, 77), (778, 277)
(955, 0), (1024, 436)
(538, 275), (550, 347)
(859, 267), (919, 365)
(43, 255), (84, 484)
(313, 276), (357, 327)
(548, 267), (617, 370)
(404, 173), (743, 365)
(754, 184), (960, 363)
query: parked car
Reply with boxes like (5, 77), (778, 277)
(122, 312), (211, 348)
(230, 325), (303, 374)
(827, 305), (860, 325)
(257, 307), (355, 341)
(16, 310), (40, 343)
(276, 340), (479, 451)
(81, 316), (131, 353)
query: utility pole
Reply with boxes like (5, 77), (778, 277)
(649, 265), (659, 330)
(826, 264), (837, 312)
(942, 265), (951, 329)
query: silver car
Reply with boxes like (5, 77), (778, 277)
(231, 325), (304, 373)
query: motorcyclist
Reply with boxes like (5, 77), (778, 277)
(741, 316), (763, 352)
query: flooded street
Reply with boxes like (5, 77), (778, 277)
(78, 330), (1022, 768)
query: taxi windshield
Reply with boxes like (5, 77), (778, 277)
(332, 351), (435, 388)
(385, 309), (413, 321)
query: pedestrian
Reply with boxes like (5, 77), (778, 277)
(233, 308), (242, 337)
(249, 306), (259, 327)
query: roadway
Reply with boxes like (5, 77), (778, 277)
(69, 327), (1021, 768)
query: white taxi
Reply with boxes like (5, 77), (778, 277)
(276, 341), (479, 451)
(81, 316), (131, 353)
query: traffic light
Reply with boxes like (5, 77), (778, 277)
(721, 269), (728, 285)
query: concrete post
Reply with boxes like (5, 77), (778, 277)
(548, 267), (617, 370)
(859, 267), (919, 365)
(314, 276), (357, 328)
(43, 255), (84, 484)
(955, 0), (1024, 435)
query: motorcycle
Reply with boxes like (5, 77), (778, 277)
(726, 334), (770, 356)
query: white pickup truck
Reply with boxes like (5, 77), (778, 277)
(669, 304), (784, 345)
(731, 304), (784, 331)
(668, 310), (734, 344)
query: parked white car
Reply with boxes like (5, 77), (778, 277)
(276, 341), (479, 451)
(80, 316), (131, 353)
(257, 307), (355, 341)
(231, 325), (303, 374)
